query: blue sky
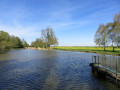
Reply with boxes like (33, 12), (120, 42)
(0, 0), (120, 46)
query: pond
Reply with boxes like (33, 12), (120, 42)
(0, 49), (120, 90)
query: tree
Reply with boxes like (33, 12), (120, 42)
(115, 23), (120, 47)
(114, 12), (120, 24)
(22, 39), (29, 48)
(94, 25), (103, 47)
(94, 12), (120, 51)
(106, 22), (116, 51)
(105, 13), (120, 51)
(10, 36), (23, 48)
(10, 35), (18, 47)
(41, 27), (58, 48)
(37, 38), (45, 48)
(35, 38), (41, 48)
(0, 30), (28, 50)
(94, 24), (109, 51)
(0, 30), (11, 49)
(114, 13), (120, 48)
(30, 38), (45, 48)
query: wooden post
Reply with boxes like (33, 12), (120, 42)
(92, 55), (93, 63)
(98, 56), (99, 67)
(116, 56), (118, 82)
(104, 55), (106, 71)
(102, 55), (103, 68)
(110, 55), (111, 71)
(94, 56), (96, 63)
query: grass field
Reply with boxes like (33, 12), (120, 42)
(52, 46), (120, 56)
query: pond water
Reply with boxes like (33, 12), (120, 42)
(0, 49), (120, 90)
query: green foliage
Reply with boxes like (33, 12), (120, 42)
(31, 27), (58, 48)
(41, 27), (58, 48)
(0, 30), (28, 50)
(22, 39), (29, 47)
(31, 38), (45, 48)
(94, 12), (120, 52)
(94, 24), (109, 51)
(0, 30), (11, 49)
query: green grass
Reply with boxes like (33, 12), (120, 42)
(52, 46), (120, 56)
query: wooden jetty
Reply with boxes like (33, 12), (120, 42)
(90, 56), (120, 82)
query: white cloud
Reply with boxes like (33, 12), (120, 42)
(0, 23), (40, 37)
(0, 19), (93, 37)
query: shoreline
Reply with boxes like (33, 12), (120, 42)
(25, 47), (120, 56)
(53, 48), (120, 56)
(25, 47), (51, 50)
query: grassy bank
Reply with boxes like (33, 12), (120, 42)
(52, 46), (120, 56)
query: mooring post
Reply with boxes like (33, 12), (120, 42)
(110, 55), (111, 70)
(104, 55), (106, 71)
(116, 56), (118, 82)
(94, 56), (96, 63)
(92, 55), (93, 63)
(102, 55), (103, 68)
(98, 56), (99, 67)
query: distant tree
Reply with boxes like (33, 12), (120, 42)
(16, 37), (24, 48)
(94, 38), (101, 47)
(0, 30), (11, 49)
(22, 39), (29, 48)
(37, 38), (45, 48)
(31, 27), (58, 48)
(24, 41), (29, 47)
(10, 35), (18, 47)
(105, 13), (120, 51)
(35, 38), (41, 48)
(10, 36), (23, 48)
(106, 22), (116, 51)
(115, 24), (120, 47)
(0, 30), (28, 50)
(94, 25), (103, 47)
(41, 27), (58, 48)
(94, 24), (109, 51)
(114, 13), (120, 48)
(31, 41), (35, 47)
(94, 12), (120, 51)
(9, 35), (24, 48)
(30, 38), (45, 48)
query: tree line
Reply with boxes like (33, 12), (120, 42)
(94, 12), (120, 51)
(31, 27), (58, 48)
(0, 30), (29, 50)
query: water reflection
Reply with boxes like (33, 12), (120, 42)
(0, 49), (120, 89)
(95, 54), (120, 73)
